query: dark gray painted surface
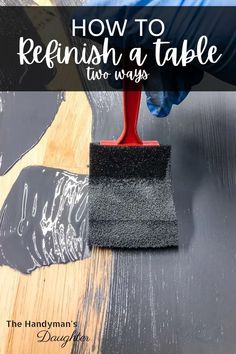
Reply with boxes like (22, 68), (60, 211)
(0, 1), (64, 175)
(0, 166), (90, 274)
(0, 92), (64, 175)
(0, 3), (235, 349)
(87, 91), (236, 354)
(0, 52), (234, 354)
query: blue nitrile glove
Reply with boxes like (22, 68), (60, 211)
(81, 0), (236, 117)
(143, 0), (236, 117)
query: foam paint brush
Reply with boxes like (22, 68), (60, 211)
(89, 80), (178, 248)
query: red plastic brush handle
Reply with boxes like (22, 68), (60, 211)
(117, 80), (143, 145)
(100, 79), (159, 147)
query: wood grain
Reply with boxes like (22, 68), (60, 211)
(0, 3), (112, 353)
(0, 90), (112, 354)
(2, 3), (236, 354)
(1, 4), (113, 352)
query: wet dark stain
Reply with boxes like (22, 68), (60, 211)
(0, 166), (90, 274)
(97, 92), (236, 354)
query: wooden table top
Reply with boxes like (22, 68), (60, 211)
(1, 3), (236, 354)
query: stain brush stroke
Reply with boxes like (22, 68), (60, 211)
(0, 166), (90, 274)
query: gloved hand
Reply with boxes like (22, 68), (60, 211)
(81, 0), (236, 117)
(143, 0), (236, 117)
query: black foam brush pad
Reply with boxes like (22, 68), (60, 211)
(89, 143), (178, 249)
